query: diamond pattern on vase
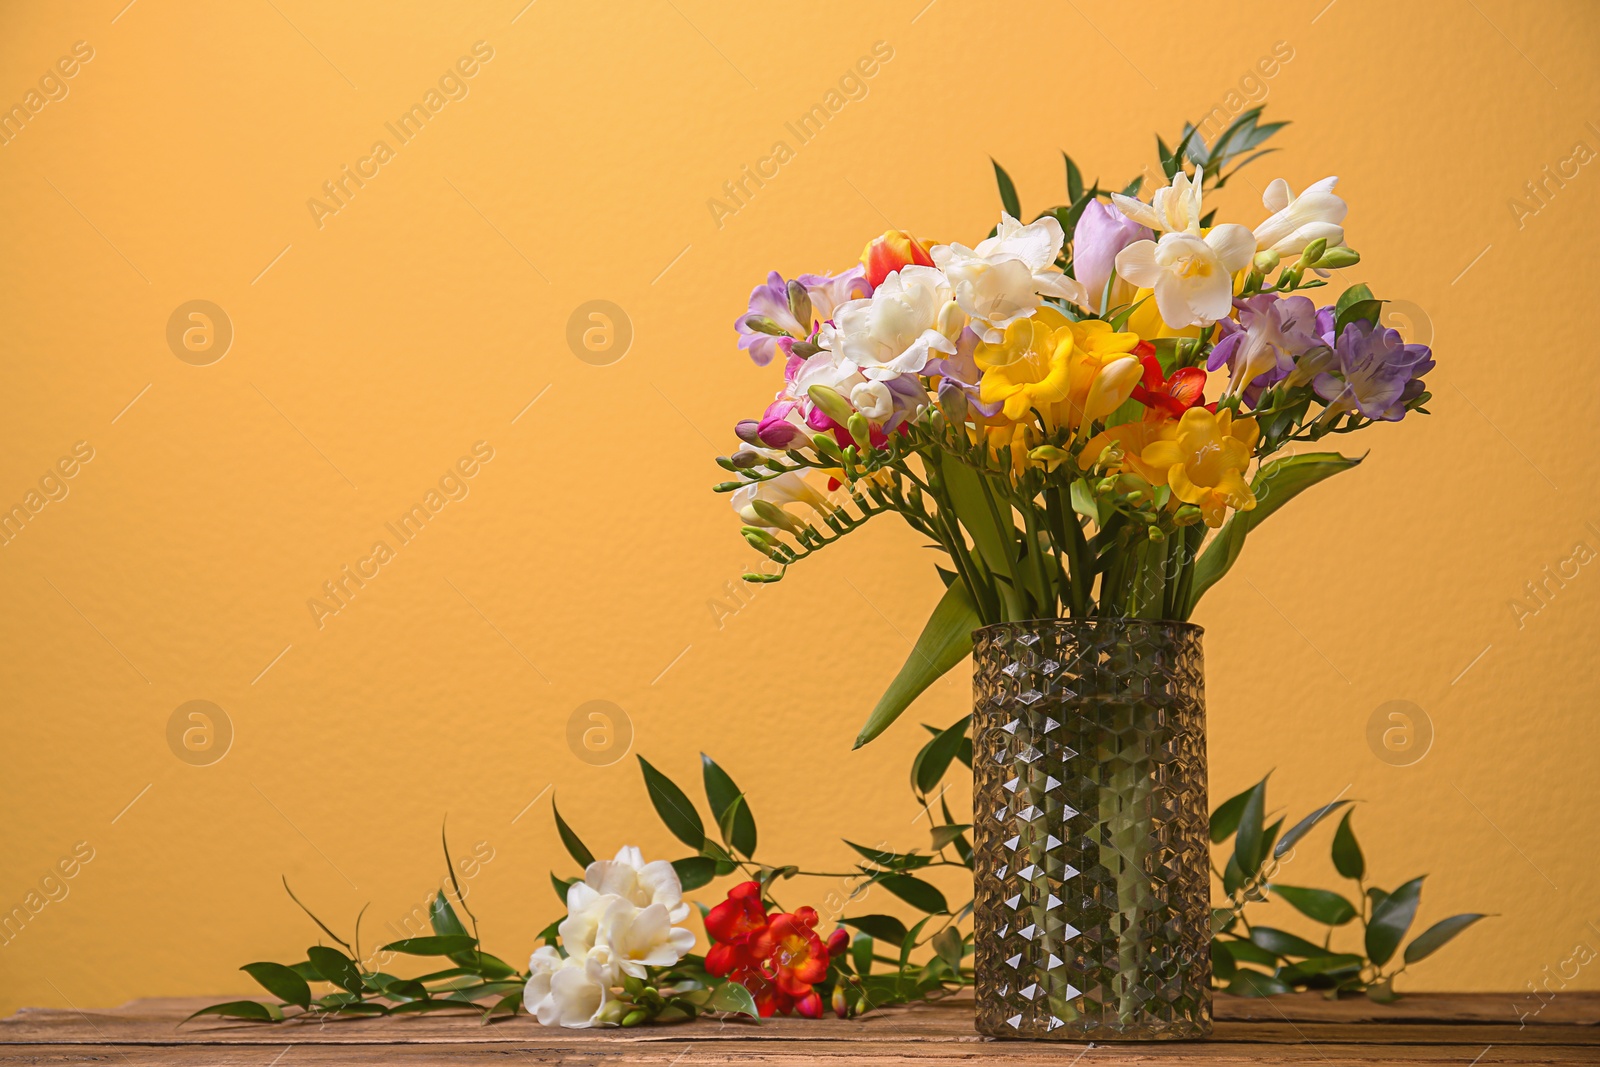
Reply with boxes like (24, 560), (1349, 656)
(971, 619), (1212, 1042)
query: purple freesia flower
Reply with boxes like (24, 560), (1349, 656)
(734, 267), (872, 367)
(1312, 315), (1435, 422)
(1208, 294), (1324, 407)
(1073, 200), (1151, 313)
(924, 327), (1003, 418)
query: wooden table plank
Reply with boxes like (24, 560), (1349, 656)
(2, 993), (1595, 1065)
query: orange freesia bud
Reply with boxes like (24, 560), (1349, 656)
(860, 230), (935, 288)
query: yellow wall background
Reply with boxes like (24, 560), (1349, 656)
(2, 0), (1597, 1014)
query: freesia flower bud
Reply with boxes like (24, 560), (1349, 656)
(1314, 245), (1360, 269)
(936, 299), (967, 343)
(621, 1009), (648, 1027)
(812, 434), (846, 463)
(730, 449), (761, 468)
(750, 498), (804, 535)
(734, 420), (763, 446)
(1252, 250), (1280, 274)
(1174, 504), (1204, 526)
(742, 314), (789, 336)
(1028, 444), (1069, 473)
(786, 279), (813, 333)
(807, 384), (855, 426)
(832, 983), (850, 1018)
(1147, 525), (1167, 543)
(859, 229), (936, 288)
(846, 413), (871, 449)
(1296, 237), (1328, 268)
(936, 378), (969, 423)
(827, 928), (849, 957)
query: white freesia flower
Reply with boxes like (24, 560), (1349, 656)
(523, 945), (615, 1028)
(729, 471), (832, 534)
(1114, 227), (1256, 328)
(825, 265), (956, 380)
(1252, 176), (1346, 255)
(1111, 168), (1205, 234)
(932, 214), (1088, 340)
(526, 846), (697, 1029)
(596, 895), (696, 979)
(850, 380), (894, 420)
(582, 846), (690, 923)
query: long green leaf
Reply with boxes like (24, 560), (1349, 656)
(306, 946), (363, 994)
(1403, 913), (1489, 965)
(1332, 810), (1365, 880)
(1270, 884), (1357, 926)
(991, 158), (1022, 218)
(701, 754), (757, 857)
(638, 757), (706, 849)
(1366, 875), (1426, 966)
(184, 1000), (281, 1023)
(1186, 453), (1361, 615)
(911, 716), (971, 795)
(854, 580), (979, 748)
(240, 963), (310, 1009)
(552, 797), (596, 869)
(380, 935), (479, 956)
(874, 873), (948, 914)
(1275, 799), (1353, 859)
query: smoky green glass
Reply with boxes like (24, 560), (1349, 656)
(971, 619), (1212, 1041)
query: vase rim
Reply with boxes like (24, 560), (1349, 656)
(973, 617), (1204, 637)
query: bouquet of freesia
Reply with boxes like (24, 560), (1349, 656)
(717, 110), (1432, 747)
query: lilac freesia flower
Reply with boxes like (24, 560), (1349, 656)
(1208, 294), (1324, 407)
(734, 267), (871, 366)
(1073, 200), (1151, 313)
(924, 327), (1003, 418)
(1310, 312), (1434, 421)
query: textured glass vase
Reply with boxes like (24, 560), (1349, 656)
(971, 619), (1211, 1041)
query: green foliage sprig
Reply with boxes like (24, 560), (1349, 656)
(1209, 774), (1490, 1001)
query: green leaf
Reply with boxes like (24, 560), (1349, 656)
(552, 797), (595, 869)
(551, 873), (576, 905)
(991, 158), (1022, 218)
(672, 856), (718, 890)
(1332, 810), (1365, 880)
(854, 579), (979, 748)
(704, 980), (759, 1017)
(1062, 151), (1084, 203)
(1187, 454), (1362, 615)
(1367, 978), (1399, 1004)
(184, 1000), (282, 1023)
(845, 840), (928, 870)
(430, 893), (468, 938)
(701, 754), (757, 857)
(911, 715), (971, 795)
(240, 962), (310, 1009)
(1271, 885), (1358, 926)
(1334, 299), (1384, 340)
(1222, 852), (1245, 897)
(380, 935), (479, 957)
(306, 946), (364, 994)
(1275, 799), (1353, 859)
(850, 932), (873, 977)
(1210, 939), (1237, 981)
(1251, 926), (1335, 959)
(875, 874), (948, 914)
(1210, 784), (1255, 843)
(1233, 776), (1270, 876)
(1222, 937), (1280, 968)
(841, 914), (909, 944)
(1226, 970), (1292, 997)
(931, 927), (963, 972)
(1335, 283), (1374, 318)
(938, 456), (1027, 605)
(1403, 913), (1488, 965)
(930, 823), (972, 851)
(900, 916), (932, 971)
(1279, 953), (1364, 983)
(453, 951), (517, 980)
(638, 756), (706, 849)
(1366, 876), (1426, 966)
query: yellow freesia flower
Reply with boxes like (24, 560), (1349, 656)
(1080, 416), (1173, 486)
(1140, 406), (1260, 527)
(975, 307), (1142, 432)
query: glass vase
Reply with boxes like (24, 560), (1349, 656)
(970, 619), (1212, 1041)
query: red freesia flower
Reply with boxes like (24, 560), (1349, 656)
(1130, 342), (1209, 417)
(860, 229), (936, 288)
(704, 884), (848, 1018)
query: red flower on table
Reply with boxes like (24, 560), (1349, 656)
(704, 882), (846, 1018)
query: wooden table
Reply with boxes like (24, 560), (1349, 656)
(3, 992), (1595, 1064)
